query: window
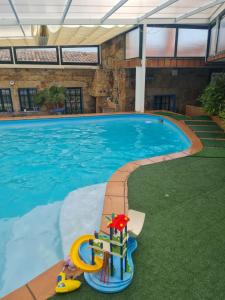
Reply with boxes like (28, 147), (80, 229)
(18, 88), (37, 111)
(0, 89), (13, 112)
(146, 27), (176, 57)
(218, 16), (225, 53)
(0, 48), (13, 64)
(65, 88), (82, 114)
(61, 46), (99, 64)
(177, 28), (208, 57)
(209, 25), (217, 56)
(152, 95), (176, 112)
(125, 27), (140, 59)
(14, 47), (59, 64)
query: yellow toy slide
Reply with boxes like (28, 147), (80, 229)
(70, 234), (103, 273)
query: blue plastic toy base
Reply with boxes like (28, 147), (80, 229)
(79, 237), (137, 293)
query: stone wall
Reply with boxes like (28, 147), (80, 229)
(100, 35), (213, 114)
(1, 33), (222, 115)
(101, 34), (125, 69)
(0, 68), (96, 113)
(100, 34), (133, 112)
(145, 68), (210, 113)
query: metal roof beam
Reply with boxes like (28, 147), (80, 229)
(137, 0), (178, 23)
(176, 0), (225, 23)
(210, 2), (225, 21)
(101, 0), (128, 24)
(8, 0), (26, 36)
(0, 17), (211, 26)
(61, 0), (73, 25)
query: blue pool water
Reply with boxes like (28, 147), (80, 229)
(0, 114), (191, 296)
(0, 114), (190, 219)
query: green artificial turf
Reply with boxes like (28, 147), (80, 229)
(193, 147), (225, 158)
(201, 139), (225, 148)
(51, 155), (225, 300)
(191, 116), (211, 120)
(185, 120), (214, 126)
(153, 111), (190, 120)
(127, 157), (225, 300)
(51, 112), (225, 300)
(189, 125), (223, 132)
(195, 131), (225, 139)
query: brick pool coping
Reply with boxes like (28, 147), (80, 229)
(2, 112), (203, 300)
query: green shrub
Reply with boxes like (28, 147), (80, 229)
(34, 85), (67, 110)
(199, 73), (225, 115)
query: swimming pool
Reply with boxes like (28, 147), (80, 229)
(0, 114), (190, 296)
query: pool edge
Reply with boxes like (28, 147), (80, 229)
(100, 112), (203, 233)
(2, 112), (203, 300)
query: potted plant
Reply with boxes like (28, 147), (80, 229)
(199, 73), (225, 115)
(34, 85), (67, 113)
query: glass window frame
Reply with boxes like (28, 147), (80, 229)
(18, 88), (38, 111)
(217, 14), (225, 54)
(124, 24), (209, 60)
(60, 45), (100, 65)
(146, 25), (177, 58)
(0, 47), (13, 64)
(14, 46), (59, 65)
(65, 87), (83, 114)
(125, 26), (142, 60)
(208, 23), (217, 57)
(0, 88), (13, 112)
(176, 26), (209, 58)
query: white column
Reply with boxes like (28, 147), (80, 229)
(135, 24), (146, 113)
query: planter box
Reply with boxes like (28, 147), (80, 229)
(185, 105), (208, 117)
(211, 116), (225, 131)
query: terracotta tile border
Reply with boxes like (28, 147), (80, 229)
(0, 112), (136, 122)
(100, 113), (203, 234)
(2, 112), (203, 300)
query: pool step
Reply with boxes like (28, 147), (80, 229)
(194, 130), (224, 133)
(0, 202), (62, 297)
(200, 137), (225, 141)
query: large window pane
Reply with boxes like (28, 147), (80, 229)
(0, 89), (13, 112)
(177, 28), (208, 57)
(15, 47), (58, 64)
(218, 16), (225, 53)
(61, 46), (99, 64)
(146, 27), (176, 57)
(0, 48), (12, 63)
(209, 25), (217, 56)
(65, 88), (82, 114)
(18, 88), (38, 111)
(125, 27), (140, 59)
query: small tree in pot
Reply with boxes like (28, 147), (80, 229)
(34, 85), (67, 112)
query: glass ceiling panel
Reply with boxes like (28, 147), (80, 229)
(0, 0), (221, 29)
(0, 0), (17, 22)
(12, 0), (66, 21)
(0, 26), (25, 38)
(111, 0), (216, 19)
(124, 0), (167, 6)
(66, 13), (107, 19)
(169, 0), (213, 9)
(186, 6), (220, 18)
(67, 0), (121, 20)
